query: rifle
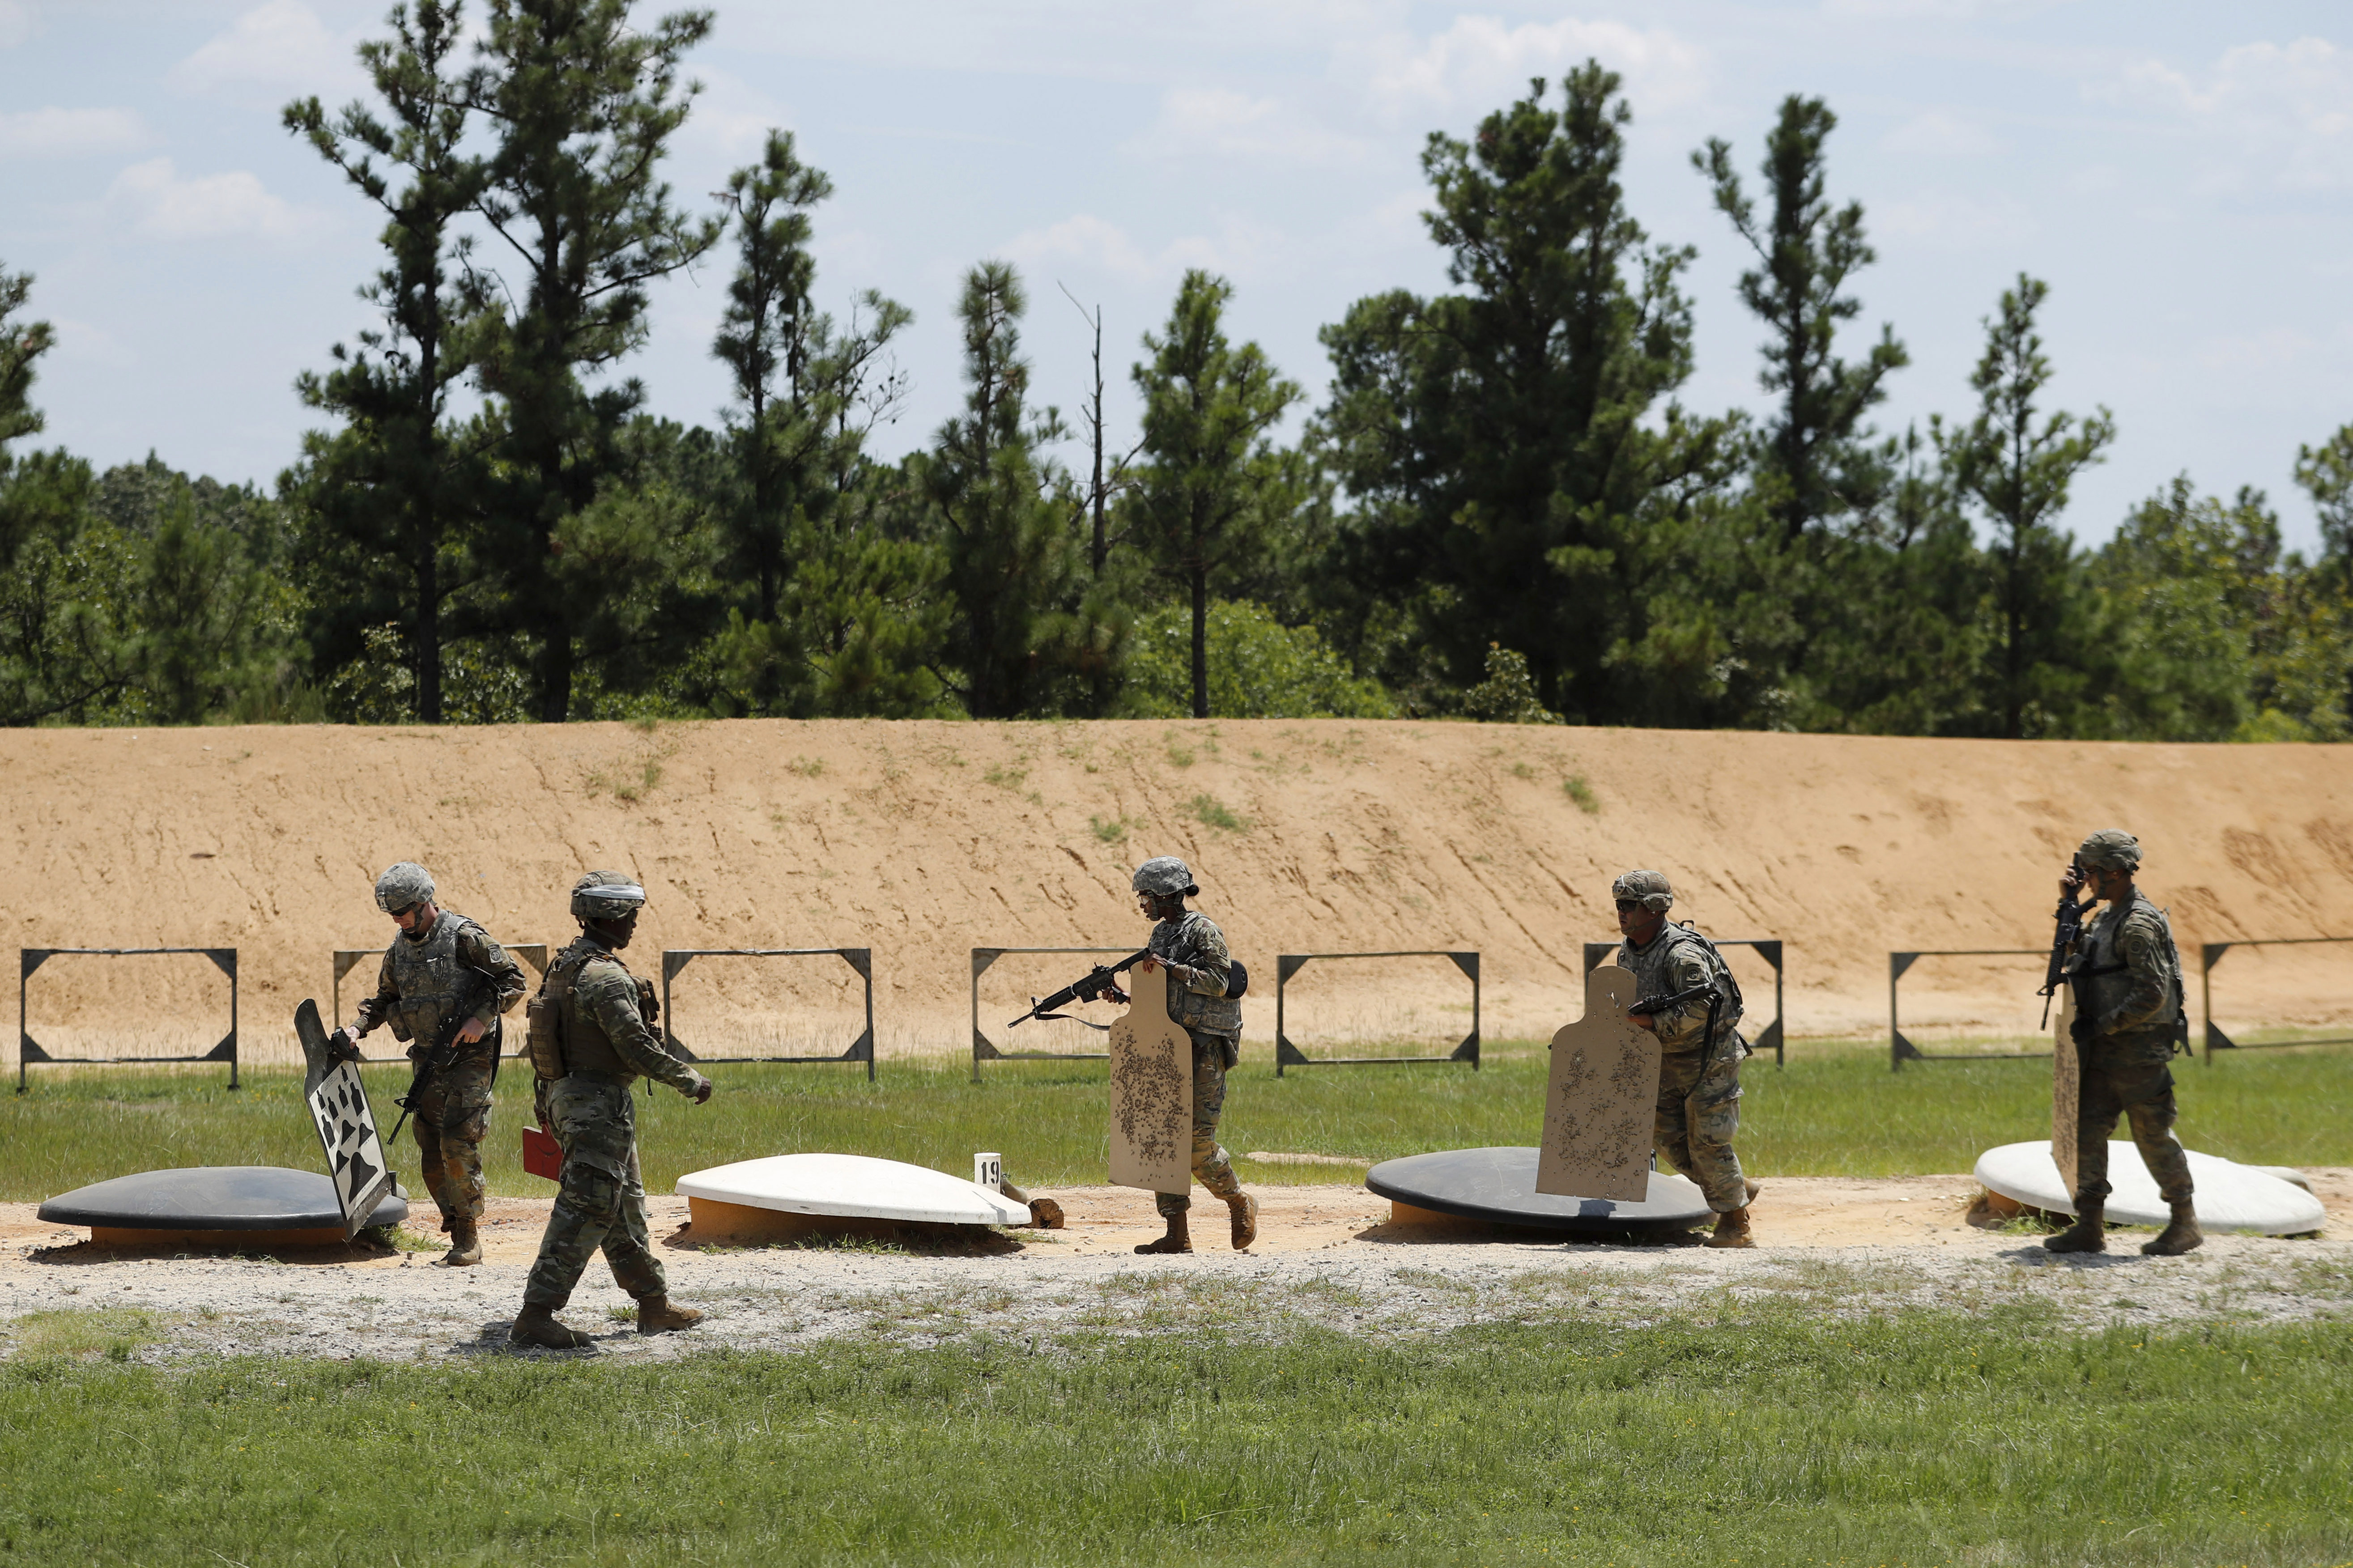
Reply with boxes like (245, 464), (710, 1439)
(1008, 948), (1152, 1032)
(2038, 884), (2090, 1028)
(1629, 981), (1726, 1059)
(386, 966), (497, 1147)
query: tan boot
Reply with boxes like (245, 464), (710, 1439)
(1706, 1205), (1753, 1248)
(635, 1295), (705, 1334)
(1026, 1198), (1066, 1229)
(509, 1305), (593, 1349)
(1226, 1192), (1259, 1251)
(2141, 1200), (2203, 1256)
(443, 1219), (482, 1267)
(1135, 1211), (1192, 1254)
(2044, 1202), (2106, 1254)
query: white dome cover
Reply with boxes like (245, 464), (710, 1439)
(1974, 1140), (2324, 1235)
(677, 1152), (1030, 1226)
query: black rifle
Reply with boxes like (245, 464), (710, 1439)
(2039, 885), (2090, 1028)
(1008, 949), (1152, 1031)
(386, 966), (496, 1147)
(1629, 981), (1726, 1059)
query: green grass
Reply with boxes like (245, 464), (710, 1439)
(6, 1041), (2351, 1201)
(1, 1313), (2349, 1564)
(1562, 773), (1600, 814)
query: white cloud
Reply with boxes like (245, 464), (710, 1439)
(0, 106), (145, 157)
(1002, 212), (1289, 289)
(0, 0), (34, 48)
(1124, 87), (1366, 167)
(1878, 188), (2035, 249)
(1882, 109), (2001, 158)
(106, 157), (318, 242)
(169, 0), (353, 100)
(1343, 15), (1706, 126)
(2098, 36), (2353, 191)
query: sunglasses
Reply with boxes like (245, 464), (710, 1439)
(1614, 900), (1640, 913)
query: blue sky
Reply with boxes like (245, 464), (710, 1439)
(4, 1), (2350, 551)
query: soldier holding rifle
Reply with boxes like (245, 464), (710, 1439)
(1105, 856), (1258, 1255)
(2046, 830), (2200, 1257)
(336, 862), (526, 1267)
(1613, 869), (1759, 1248)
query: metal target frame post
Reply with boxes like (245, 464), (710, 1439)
(331, 944), (551, 1062)
(1583, 939), (1786, 1067)
(662, 948), (876, 1080)
(18, 947), (239, 1093)
(1273, 950), (1479, 1077)
(2201, 935), (2353, 1062)
(1888, 948), (2052, 1072)
(970, 946), (1132, 1083)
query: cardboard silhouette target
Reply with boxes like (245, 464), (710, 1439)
(1108, 960), (1193, 1194)
(1537, 964), (1659, 1203)
(295, 997), (396, 1239)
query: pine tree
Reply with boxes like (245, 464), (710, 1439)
(1935, 275), (2114, 738)
(1128, 270), (1302, 718)
(284, 0), (487, 722)
(464, 0), (722, 721)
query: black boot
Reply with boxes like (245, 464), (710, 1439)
(2142, 1199), (2203, 1256)
(2044, 1201), (2106, 1254)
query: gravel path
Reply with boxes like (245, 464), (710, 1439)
(4, 1175), (2347, 1363)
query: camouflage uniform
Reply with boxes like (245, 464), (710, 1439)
(1148, 909), (1246, 1220)
(1617, 918), (1749, 1214)
(355, 910), (526, 1229)
(520, 931), (709, 1312)
(2065, 885), (2192, 1207)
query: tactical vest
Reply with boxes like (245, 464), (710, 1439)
(1151, 912), (1243, 1038)
(383, 911), (494, 1051)
(2070, 890), (2185, 1048)
(1617, 922), (1745, 1053)
(526, 937), (636, 1079)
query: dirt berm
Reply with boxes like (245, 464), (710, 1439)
(3, 721), (2348, 1067)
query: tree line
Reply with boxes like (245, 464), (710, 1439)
(4, 1), (2352, 740)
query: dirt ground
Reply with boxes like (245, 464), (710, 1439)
(6, 720), (2353, 1067)
(5, 1172), (2347, 1364)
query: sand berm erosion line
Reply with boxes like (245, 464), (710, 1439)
(4, 719), (2349, 1066)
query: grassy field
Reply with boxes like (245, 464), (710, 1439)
(4, 1039), (2351, 1202)
(1, 1310), (2349, 1565)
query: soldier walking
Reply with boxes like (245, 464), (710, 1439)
(1109, 855), (1258, 1254)
(2047, 829), (2200, 1256)
(510, 871), (713, 1350)
(1613, 869), (1760, 1248)
(336, 862), (525, 1266)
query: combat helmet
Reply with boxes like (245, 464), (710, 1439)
(1132, 856), (1199, 898)
(374, 862), (435, 914)
(570, 870), (648, 923)
(1611, 868), (1674, 913)
(2077, 829), (2142, 872)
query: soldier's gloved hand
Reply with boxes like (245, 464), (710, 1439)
(328, 1027), (364, 1063)
(688, 1074), (713, 1105)
(1103, 985), (1130, 1006)
(2067, 1013), (2089, 1045)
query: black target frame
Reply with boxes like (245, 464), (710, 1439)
(18, 946), (238, 1092)
(330, 943), (550, 1062)
(1274, 950), (1480, 1076)
(1583, 939), (1787, 1067)
(1887, 947), (2052, 1071)
(970, 946), (1132, 1082)
(2200, 935), (2353, 1061)
(662, 947), (875, 1079)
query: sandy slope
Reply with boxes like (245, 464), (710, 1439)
(3, 719), (2351, 1065)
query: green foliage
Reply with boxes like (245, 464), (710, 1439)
(1461, 644), (1562, 723)
(1183, 792), (1245, 831)
(1562, 774), (1600, 813)
(1123, 599), (1392, 718)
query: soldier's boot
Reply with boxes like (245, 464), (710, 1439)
(1135, 1212), (1192, 1254)
(443, 1219), (482, 1267)
(635, 1295), (705, 1334)
(1706, 1205), (1754, 1249)
(2141, 1200), (2203, 1257)
(1225, 1192), (1259, 1251)
(509, 1305), (593, 1350)
(2043, 1202), (2107, 1254)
